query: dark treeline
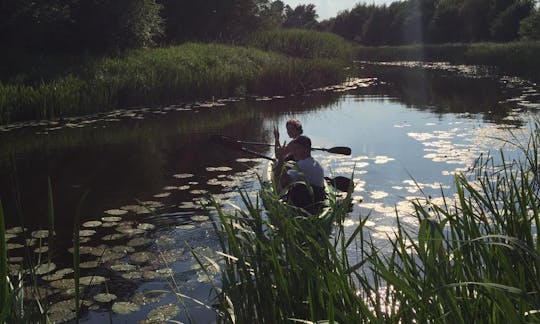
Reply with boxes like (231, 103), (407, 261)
(318, 0), (540, 45)
(0, 0), (320, 55)
(3, 0), (539, 55)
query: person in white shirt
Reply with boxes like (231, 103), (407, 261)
(277, 135), (325, 214)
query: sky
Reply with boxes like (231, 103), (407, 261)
(283, 0), (394, 20)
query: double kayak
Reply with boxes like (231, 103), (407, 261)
(263, 160), (338, 217)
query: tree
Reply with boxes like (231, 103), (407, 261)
(459, 0), (492, 41)
(0, 0), (72, 53)
(428, 0), (463, 43)
(491, 0), (534, 41)
(362, 6), (394, 46)
(72, 0), (163, 52)
(519, 9), (540, 40)
(283, 4), (319, 29)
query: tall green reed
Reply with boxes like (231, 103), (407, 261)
(1, 42), (348, 124)
(211, 181), (373, 322)
(246, 29), (354, 61)
(0, 200), (9, 322)
(212, 121), (540, 322)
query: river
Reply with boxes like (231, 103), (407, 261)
(1, 62), (539, 322)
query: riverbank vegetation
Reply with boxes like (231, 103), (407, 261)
(0, 40), (348, 125)
(213, 122), (540, 322)
(357, 41), (540, 78)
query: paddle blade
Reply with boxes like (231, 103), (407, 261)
(326, 147), (351, 155)
(325, 176), (354, 192)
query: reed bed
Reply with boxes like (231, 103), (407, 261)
(246, 29), (355, 61)
(357, 41), (540, 79)
(212, 122), (540, 322)
(0, 42), (347, 125)
(0, 183), (82, 323)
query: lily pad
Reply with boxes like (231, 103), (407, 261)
(173, 173), (194, 179)
(48, 300), (79, 323)
(102, 216), (122, 222)
(160, 249), (186, 263)
(112, 301), (140, 315)
(35, 263), (56, 275)
(101, 250), (126, 262)
(122, 272), (142, 280)
(8, 256), (23, 263)
(83, 221), (102, 228)
(101, 222), (119, 228)
(42, 268), (74, 281)
(25, 238), (36, 246)
(191, 215), (209, 222)
(23, 286), (58, 300)
(111, 245), (135, 253)
(141, 201), (164, 208)
(155, 236), (175, 246)
(121, 205), (151, 214)
(146, 304), (180, 323)
(70, 245), (106, 256)
(155, 268), (173, 277)
(8, 264), (21, 276)
(177, 185), (190, 190)
(130, 252), (155, 264)
(94, 293), (117, 303)
(50, 279), (75, 290)
(153, 192), (170, 198)
(116, 227), (146, 235)
(137, 223), (155, 231)
(142, 271), (159, 280)
(79, 261), (100, 269)
(105, 209), (128, 216)
(79, 229), (96, 237)
(34, 246), (49, 253)
(79, 276), (106, 286)
(6, 226), (25, 234)
(176, 224), (196, 230)
(206, 166), (232, 172)
(32, 230), (51, 239)
(102, 233), (126, 241)
(110, 263), (137, 272)
(127, 237), (153, 247)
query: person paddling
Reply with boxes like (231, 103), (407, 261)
(276, 135), (326, 214)
(273, 119), (303, 161)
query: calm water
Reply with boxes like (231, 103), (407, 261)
(1, 62), (539, 322)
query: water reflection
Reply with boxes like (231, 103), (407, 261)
(1, 62), (539, 322)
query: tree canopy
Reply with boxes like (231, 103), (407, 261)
(319, 0), (538, 45)
(1, 0), (539, 55)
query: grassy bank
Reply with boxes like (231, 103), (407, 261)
(357, 41), (540, 79)
(246, 29), (354, 61)
(0, 40), (348, 125)
(213, 122), (540, 322)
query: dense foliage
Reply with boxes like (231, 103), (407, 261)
(2, 0), (539, 52)
(319, 0), (540, 45)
